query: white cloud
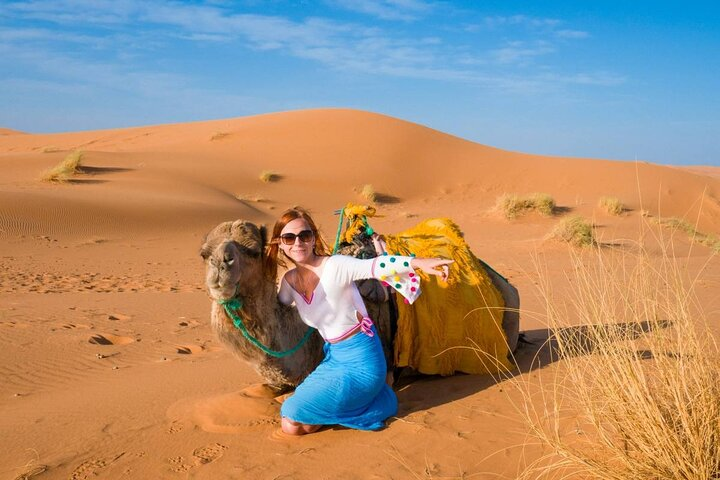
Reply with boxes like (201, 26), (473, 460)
(328, 0), (433, 21)
(1, 1), (622, 98)
(491, 41), (555, 64)
(556, 29), (589, 39)
(481, 15), (562, 29)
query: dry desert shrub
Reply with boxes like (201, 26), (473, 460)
(514, 244), (720, 480)
(496, 193), (555, 219)
(40, 150), (83, 182)
(259, 170), (279, 183)
(236, 193), (268, 203)
(360, 184), (377, 203)
(598, 196), (625, 215)
(549, 215), (595, 246)
(656, 217), (720, 253)
(41, 146), (62, 153)
(210, 131), (229, 141)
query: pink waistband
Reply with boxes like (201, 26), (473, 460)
(326, 317), (375, 343)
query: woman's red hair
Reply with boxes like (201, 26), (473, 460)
(264, 207), (330, 280)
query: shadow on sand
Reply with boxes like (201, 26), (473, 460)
(392, 319), (671, 418)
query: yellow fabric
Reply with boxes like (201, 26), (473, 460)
(385, 218), (511, 375)
(341, 203), (377, 244)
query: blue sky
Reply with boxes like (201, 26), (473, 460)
(2, 1), (719, 166)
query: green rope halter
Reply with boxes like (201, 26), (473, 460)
(218, 297), (315, 358)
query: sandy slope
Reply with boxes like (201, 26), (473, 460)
(1, 109), (718, 479)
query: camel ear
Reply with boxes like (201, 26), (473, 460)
(229, 220), (263, 256)
(258, 225), (267, 249)
(199, 243), (212, 260)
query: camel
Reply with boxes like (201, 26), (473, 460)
(200, 220), (324, 392)
(201, 218), (520, 391)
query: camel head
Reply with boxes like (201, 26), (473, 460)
(200, 220), (267, 302)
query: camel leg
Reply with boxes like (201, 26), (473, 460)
(281, 417), (321, 435)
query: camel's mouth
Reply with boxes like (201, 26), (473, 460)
(208, 285), (236, 303)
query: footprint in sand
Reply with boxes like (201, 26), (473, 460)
(167, 421), (184, 434)
(69, 453), (124, 480)
(175, 344), (204, 355)
(167, 444), (227, 473)
(192, 443), (228, 465)
(168, 456), (193, 473)
(88, 333), (134, 346)
(107, 313), (131, 321)
(60, 323), (91, 330)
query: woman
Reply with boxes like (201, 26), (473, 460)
(266, 207), (452, 435)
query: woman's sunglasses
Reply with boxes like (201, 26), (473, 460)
(279, 230), (314, 245)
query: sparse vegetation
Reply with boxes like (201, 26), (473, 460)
(40, 150), (84, 182)
(598, 196), (625, 215)
(360, 184), (377, 203)
(656, 217), (720, 253)
(549, 215), (595, 246)
(210, 131), (229, 141)
(41, 146), (62, 153)
(496, 193), (556, 219)
(259, 170), (279, 183)
(236, 193), (268, 203)
(514, 244), (720, 480)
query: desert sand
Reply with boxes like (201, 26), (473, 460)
(1, 109), (718, 479)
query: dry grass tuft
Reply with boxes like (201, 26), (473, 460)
(598, 196), (625, 215)
(360, 184), (377, 203)
(549, 215), (595, 247)
(41, 146), (62, 153)
(210, 131), (229, 141)
(656, 217), (720, 253)
(496, 193), (556, 219)
(40, 151), (83, 182)
(236, 193), (269, 203)
(259, 170), (280, 183)
(513, 243), (720, 480)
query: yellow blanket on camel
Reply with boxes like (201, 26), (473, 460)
(384, 218), (511, 375)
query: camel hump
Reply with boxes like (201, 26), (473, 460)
(384, 217), (518, 375)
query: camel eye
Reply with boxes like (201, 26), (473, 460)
(226, 258), (235, 266)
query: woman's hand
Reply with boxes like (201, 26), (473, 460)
(410, 258), (454, 282)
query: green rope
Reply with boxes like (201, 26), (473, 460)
(362, 215), (374, 236)
(218, 297), (315, 358)
(331, 207), (345, 254)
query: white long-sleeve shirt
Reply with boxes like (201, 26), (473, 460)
(278, 255), (418, 341)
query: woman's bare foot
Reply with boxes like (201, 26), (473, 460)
(281, 417), (321, 435)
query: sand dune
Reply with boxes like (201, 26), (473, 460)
(1, 109), (718, 479)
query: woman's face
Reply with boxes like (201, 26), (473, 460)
(279, 218), (316, 264)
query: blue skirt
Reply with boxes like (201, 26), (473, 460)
(280, 327), (398, 430)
